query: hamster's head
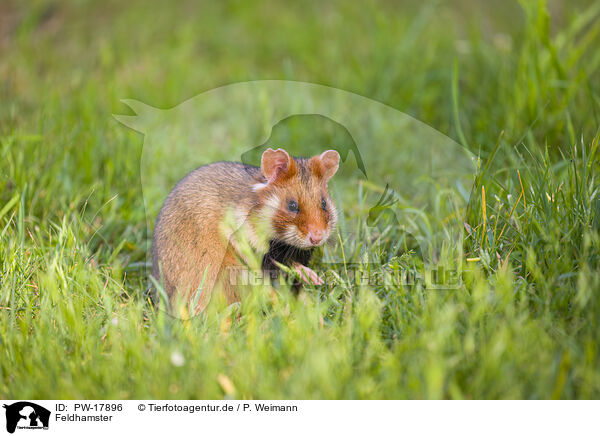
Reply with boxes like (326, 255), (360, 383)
(254, 147), (340, 249)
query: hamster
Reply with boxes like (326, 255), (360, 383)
(151, 147), (340, 311)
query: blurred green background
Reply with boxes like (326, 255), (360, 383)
(1, 0), (599, 399)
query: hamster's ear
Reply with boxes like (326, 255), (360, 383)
(312, 150), (340, 181)
(261, 148), (292, 184)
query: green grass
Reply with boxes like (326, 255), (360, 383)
(1, 0), (600, 399)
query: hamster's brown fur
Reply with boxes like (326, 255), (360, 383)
(151, 148), (340, 311)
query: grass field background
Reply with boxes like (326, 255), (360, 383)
(1, 0), (600, 399)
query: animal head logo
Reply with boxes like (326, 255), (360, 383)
(3, 402), (50, 433)
(115, 80), (475, 312)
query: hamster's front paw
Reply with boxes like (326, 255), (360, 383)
(293, 263), (324, 285)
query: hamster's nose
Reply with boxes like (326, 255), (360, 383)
(308, 229), (325, 245)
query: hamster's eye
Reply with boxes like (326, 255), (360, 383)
(321, 197), (327, 210)
(288, 200), (299, 213)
